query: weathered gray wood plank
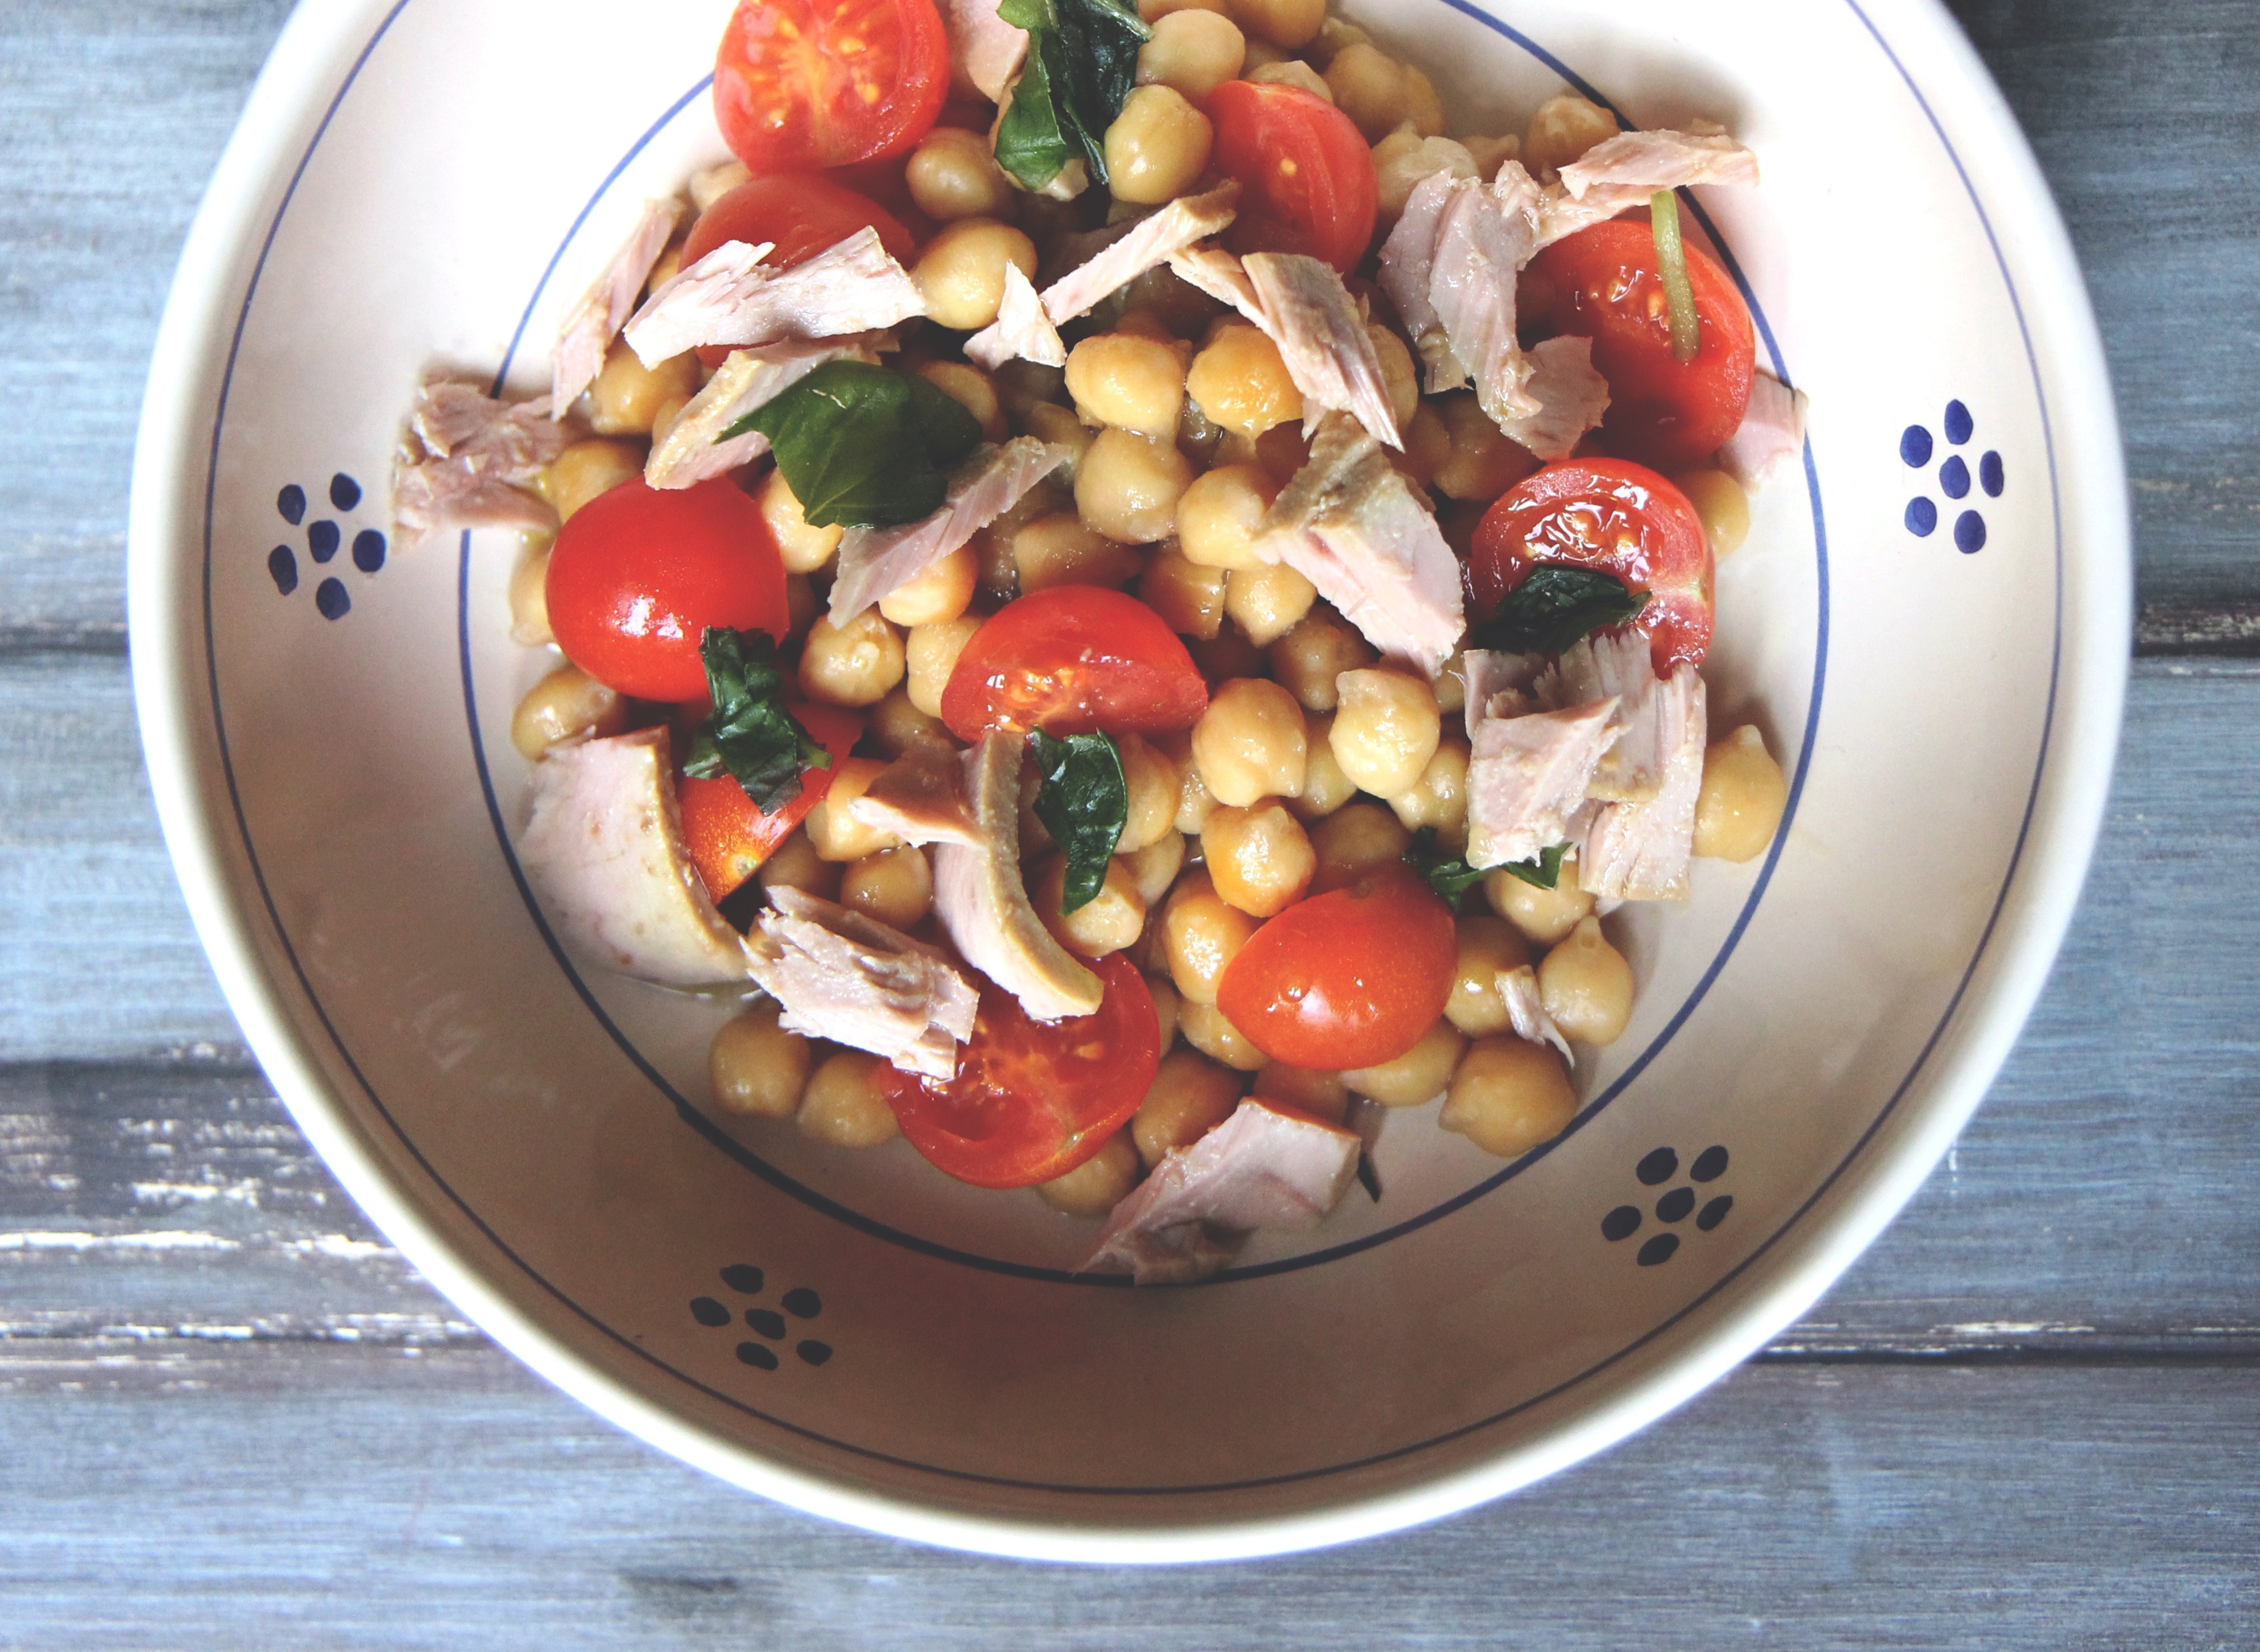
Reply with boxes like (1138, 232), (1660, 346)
(0, 1343), (2251, 1646)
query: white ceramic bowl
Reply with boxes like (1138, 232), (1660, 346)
(129, 0), (2128, 1561)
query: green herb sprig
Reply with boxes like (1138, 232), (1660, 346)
(1650, 189), (1702, 365)
(682, 628), (831, 813)
(1468, 565), (1650, 658)
(993, 0), (1149, 192)
(1029, 730), (1128, 913)
(719, 360), (981, 529)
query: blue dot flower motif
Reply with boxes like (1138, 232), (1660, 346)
(267, 471), (384, 620)
(1901, 401), (2001, 554)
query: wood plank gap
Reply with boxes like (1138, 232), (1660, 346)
(2135, 599), (2260, 657)
(0, 624), (130, 658)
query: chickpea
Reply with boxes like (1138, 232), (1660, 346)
(798, 609), (905, 707)
(1432, 650), (1467, 718)
(1252, 1063), (1350, 1123)
(1694, 724), (1789, 862)
(1483, 861), (1594, 945)
(1188, 622), (1267, 684)
(1371, 132), (1477, 221)
(709, 1003), (811, 1120)
(1034, 855), (1147, 959)
(1223, 561), (1316, 647)
(1267, 605), (1375, 710)
(1036, 1130), (1142, 1216)
(1440, 1037), (1575, 1156)
(905, 616), (981, 719)
(797, 1052), (901, 1148)
(1139, 546), (1227, 638)
(1309, 800), (1410, 881)
(1325, 44), (1413, 141)
(1118, 733), (1181, 853)
(1178, 998), (1266, 1072)
(1248, 60), (1332, 102)
(1133, 1049), (1243, 1167)
(877, 543), (977, 627)
(1462, 133), (1521, 181)
(690, 159), (751, 213)
(1161, 870), (1257, 1004)
(1539, 915), (1634, 1046)
(839, 846), (933, 930)
(757, 827), (841, 902)
(542, 438), (640, 523)
(1192, 677), (1308, 806)
(1402, 66), (1443, 137)
(1136, 8), (1246, 102)
(1674, 467), (1752, 560)
(1014, 511), (1145, 592)
(1227, 0), (1323, 49)
(510, 664), (628, 760)
(584, 341), (699, 435)
(1444, 914), (1532, 1037)
(1076, 427), (1195, 544)
(867, 685), (950, 756)
(1367, 325), (1420, 430)
(1164, 731), (1219, 832)
(912, 217), (1038, 331)
(1174, 463), (1277, 571)
(508, 542), (553, 646)
(1524, 93), (1620, 183)
(1022, 401), (1096, 480)
(1112, 307), (1181, 345)
(1394, 402), (1450, 490)
(1388, 735), (1470, 848)
(1104, 85), (1215, 206)
(755, 466), (845, 574)
(1140, 0), (1228, 21)
(995, 359), (1070, 420)
(1187, 325), (1303, 440)
(917, 360), (1006, 443)
(1432, 393), (1540, 502)
(1065, 332), (1187, 437)
(1329, 669), (1441, 797)
(1308, 15), (1370, 65)
(1344, 1019), (1465, 1108)
(907, 126), (1015, 222)
(1200, 802), (1316, 917)
(803, 757), (904, 862)
(1125, 829), (1188, 905)
(1286, 714), (1355, 820)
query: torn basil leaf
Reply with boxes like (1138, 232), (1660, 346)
(1650, 189), (1703, 365)
(683, 627), (831, 813)
(1402, 828), (1487, 911)
(994, 0), (1149, 190)
(1495, 842), (1570, 891)
(1029, 730), (1127, 914)
(1468, 566), (1651, 659)
(723, 360), (981, 529)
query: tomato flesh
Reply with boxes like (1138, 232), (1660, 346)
(676, 703), (863, 902)
(683, 173), (916, 272)
(940, 587), (1209, 742)
(1207, 81), (1378, 275)
(544, 478), (790, 702)
(881, 954), (1161, 1189)
(1469, 458), (1714, 671)
(714, 0), (950, 173)
(1216, 865), (1456, 1071)
(1521, 219), (1756, 470)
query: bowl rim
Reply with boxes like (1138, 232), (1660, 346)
(127, 0), (2130, 1562)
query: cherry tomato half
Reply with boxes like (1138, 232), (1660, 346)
(1520, 218), (1756, 470)
(1207, 81), (1378, 275)
(714, 0), (950, 174)
(880, 954), (1161, 1189)
(545, 477), (790, 702)
(1216, 864), (1455, 1071)
(1469, 459), (1713, 671)
(676, 702), (863, 902)
(939, 587), (1210, 742)
(683, 173), (917, 272)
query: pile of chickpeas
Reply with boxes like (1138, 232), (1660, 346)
(503, 0), (1791, 1225)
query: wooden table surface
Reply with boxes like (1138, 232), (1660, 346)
(4, 1), (2256, 1643)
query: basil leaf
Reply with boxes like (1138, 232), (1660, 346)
(1402, 828), (1487, 911)
(1496, 842), (1570, 891)
(1468, 565), (1651, 658)
(901, 372), (985, 466)
(994, 37), (1076, 192)
(1029, 730), (1127, 914)
(994, 0), (1147, 189)
(682, 627), (831, 813)
(738, 361), (981, 529)
(996, 0), (1054, 33)
(1650, 189), (1702, 365)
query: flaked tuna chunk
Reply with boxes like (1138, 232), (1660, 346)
(1242, 252), (1402, 449)
(1166, 245), (1264, 324)
(1255, 413), (1464, 676)
(552, 197), (685, 418)
(392, 379), (567, 539)
(963, 184), (1239, 367)
(1720, 369), (1808, 491)
(623, 228), (924, 366)
(1500, 964), (1572, 1061)
(1428, 161), (1544, 426)
(1460, 648), (1540, 740)
(941, 0), (1029, 102)
(1538, 629), (1675, 802)
(1376, 167), (1464, 392)
(851, 734), (1104, 1021)
(1496, 335), (1611, 462)
(1464, 696), (1622, 871)
(829, 438), (1072, 621)
(1537, 128), (1760, 248)
(1580, 665), (1705, 901)
(748, 887), (978, 1079)
(644, 335), (888, 490)
(518, 728), (760, 988)
(983, 262), (1066, 370)
(1085, 1098), (1362, 1284)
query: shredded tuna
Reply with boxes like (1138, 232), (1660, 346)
(1578, 664), (1705, 901)
(747, 887), (978, 1079)
(1460, 648), (1541, 740)
(623, 228), (923, 366)
(392, 379), (566, 539)
(829, 438), (1072, 621)
(1720, 369), (1808, 491)
(1538, 128), (1760, 248)
(1085, 1099), (1362, 1284)
(981, 262), (1066, 371)
(1496, 335), (1611, 461)
(848, 738), (981, 847)
(517, 729), (760, 988)
(1499, 964), (1571, 1061)
(553, 197), (684, 417)
(1538, 629), (1675, 802)
(941, 0), (1029, 102)
(1166, 246), (1264, 324)
(1465, 695), (1623, 871)
(1376, 167), (1463, 392)
(1241, 252), (1402, 449)
(1256, 414), (1464, 676)
(645, 335), (887, 491)
(1378, 161), (1545, 426)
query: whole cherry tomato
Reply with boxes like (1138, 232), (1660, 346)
(1520, 218), (1757, 470)
(544, 478), (789, 702)
(1207, 81), (1379, 275)
(1216, 864), (1455, 1071)
(713, 0), (950, 173)
(880, 954), (1161, 1189)
(676, 702), (863, 902)
(1469, 458), (1713, 671)
(939, 587), (1209, 742)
